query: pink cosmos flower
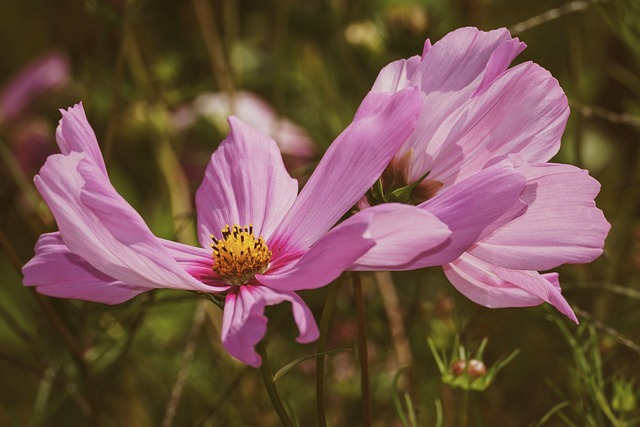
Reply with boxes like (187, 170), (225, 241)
(22, 90), (454, 366)
(0, 51), (70, 123)
(358, 27), (610, 322)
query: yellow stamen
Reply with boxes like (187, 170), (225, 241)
(210, 224), (271, 285)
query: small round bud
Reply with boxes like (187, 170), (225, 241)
(451, 359), (486, 378)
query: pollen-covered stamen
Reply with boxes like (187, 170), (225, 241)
(210, 224), (271, 285)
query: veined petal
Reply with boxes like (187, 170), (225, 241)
(403, 161), (526, 268)
(160, 239), (230, 291)
(23, 233), (147, 304)
(410, 27), (517, 96)
(443, 253), (577, 323)
(426, 62), (568, 184)
(348, 203), (450, 271)
(257, 218), (375, 291)
(55, 103), (107, 175)
(468, 160), (610, 270)
(221, 285), (319, 367)
(271, 87), (422, 251)
(195, 117), (298, 248)
(370, 56), (421, 93)
(396, 28), (525, 173)
(35, 152), (211, 293)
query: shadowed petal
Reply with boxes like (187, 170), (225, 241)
(347, 203), (450, 271)
(468, 159), (610, 270)
(271, 87), (422, 252)
(221, 285), (319, 367)
(35, 152), (211, 293)
(403, 161), (526, 268)
(444, 253), (577, 323)
(257, 218), (375, 291)
(23, 233), (147, 304)
(195, 117), (298, 247)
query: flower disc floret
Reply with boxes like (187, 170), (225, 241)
(211, 224), (271, 285)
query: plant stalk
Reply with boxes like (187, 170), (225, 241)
(353, 272), (371, 427)
(315, 274), (345, 427)
(256, 341), (294, 427)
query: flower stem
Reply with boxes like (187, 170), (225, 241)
(256, 341), (294, 427)
(315, 274), (345, 427)
(353, 271), (371, 427)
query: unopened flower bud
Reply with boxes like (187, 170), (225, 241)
(451, 359), (486, 378)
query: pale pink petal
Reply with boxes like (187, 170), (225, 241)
(271, 87), (422, 251)
(409, 27), (517, 96)
(425, 62), (568, 184)
(397, 28), (524, 171)
(55, 103), (107, 175)
(399, 161), (526, 268)
(221, 285), (318, 367)
(23, 233), (147, 304)
(468, 160), (610, 270)
(348, 203), (450, 271)
(35, 152), (211, 293)
(257, 217), (375, 291)
(195, 117), (298, 247)
(0, 51), (70, 122)
(370, 56), (421, 93)
(444, 253), (577, 323)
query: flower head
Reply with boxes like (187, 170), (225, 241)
(357, 27), (610, 321)
(23, 90), (453, 366)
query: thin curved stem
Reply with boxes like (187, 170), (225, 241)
(353, 272), (371, 427)
(315, 274), (346, 427)
(256, 341), (294, 427)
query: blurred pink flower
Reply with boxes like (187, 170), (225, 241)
(23, 93), (453, 366)
(192, 91), (315, 162)
(359, 27), (610, 321)
(0, 52), (70, 122)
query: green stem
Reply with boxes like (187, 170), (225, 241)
(256, 341), (294, 427)
(315, 274), (345, 427)
(353, 272), (371, 427)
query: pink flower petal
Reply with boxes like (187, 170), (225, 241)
(392, 28), (524, 173)
(370, 56), (421, 93)
(159, 239), (230, 291)
(403, 161), (526, 268)
(271, 87), (422, 252)
(195, 117), (298, 247)
(55, 103), (107, 175)
(426, 62), (568, 185)
(468, 159), (610, 270)
(221, 285), (319, 367)
(23, 232), (147, 304)
(35, 152), (210, 293)
(410, 27), (516, 96)
(444, 253), (577, 323)
(348, 203), (450, 271)
(257, 217), (376, 291)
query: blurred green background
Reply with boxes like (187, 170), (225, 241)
(1, 0), (640, 426)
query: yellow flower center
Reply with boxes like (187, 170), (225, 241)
(210, 224), (271, 285)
